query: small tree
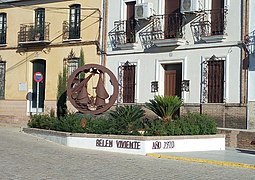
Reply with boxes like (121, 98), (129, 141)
(145, 95), (182, 122)
(57, 67), (67, 118)
(79, 48), (85, 79)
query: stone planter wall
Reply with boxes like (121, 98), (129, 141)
(218, 128), (255, 150)
(23, 128), (225, 155)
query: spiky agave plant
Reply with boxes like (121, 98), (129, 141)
(145, 95), (182, 122)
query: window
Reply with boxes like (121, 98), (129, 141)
(69, 4), (81, 39)
(0, 60), (6, 99)
(35, 8), (45, 40)
(0, 13), (6, 44)
(64, 50), (79, 77)
(201, 56), (225, 103)
(64, 58), (79, 77)
(118, 61), (136, 103)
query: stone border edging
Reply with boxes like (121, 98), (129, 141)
(23, 128), (225, 155)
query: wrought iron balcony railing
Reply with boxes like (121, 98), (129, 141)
(139, 13), (184, 48)
(18, 22), (50, 43)
(63, 21), (81, 41)
(108, 19), (137, 48)
(190, 9), (228, 42)
(244, 30), (255, 54)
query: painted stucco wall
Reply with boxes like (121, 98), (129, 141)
(106, 0), (243, 104)
(248, 0), (255, 101)
(0, 0), (101, 100)
(107, 45), (241, 104)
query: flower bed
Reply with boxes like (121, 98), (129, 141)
(23, 128), (225, 155)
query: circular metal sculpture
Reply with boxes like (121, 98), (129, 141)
(67, 64), (118, 115)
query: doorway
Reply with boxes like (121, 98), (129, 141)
(32, 59), (46, 110)
(164, 63), (182, 98)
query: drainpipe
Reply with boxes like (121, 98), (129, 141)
(241, 0), (250, 128)
(99, 0), (108, 66)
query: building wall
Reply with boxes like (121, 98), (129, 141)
(106, 0), (247, 128)
(247, 0), (255, 129)
(218, 128), (255, 150)
(0, 0), (102, 119)
(107, 0), (242, 50)
(107, 45), (242, 104)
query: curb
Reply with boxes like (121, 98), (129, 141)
(146, 154), (255, 170)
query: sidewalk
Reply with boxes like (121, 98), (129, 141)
(147, 148), (255, 169)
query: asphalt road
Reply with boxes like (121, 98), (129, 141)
(0, 125), (255, 180)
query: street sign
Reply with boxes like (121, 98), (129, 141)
(34, 72), (43, 83)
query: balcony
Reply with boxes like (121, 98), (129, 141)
(18, 22), (50, 47)
(62, 21), (81, 42)
(139, 13), (185, 49)
(190, 9), (228, 43)
(245, 30), (255, 54)
(108, 19), (137, 50)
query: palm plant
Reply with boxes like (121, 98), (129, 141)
(145, 95), (182, 122)
(108, 105), (145, 134)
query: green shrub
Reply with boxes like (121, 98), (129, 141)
(28, 114), (57, 130)
(144, 113), (217, 136)
(85, 118), (117, 134)
(145, 95), (182, 122)
(54, 113), (86, 133)
(144, 119), (168, 136)
(108, 105), (145, 135)
(27, 111), (217, 136)
(176, 113), (217, 135)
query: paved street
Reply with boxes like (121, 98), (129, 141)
(0, 125), (255, 180)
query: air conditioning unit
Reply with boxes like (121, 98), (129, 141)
(135, 3), (153, 19)
(180, 0), (204, 13)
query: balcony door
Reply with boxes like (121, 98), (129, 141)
(0, 13), (6, 44)
(126, 1), (136, 43)
(164, 0), (181, 39)
(35, 8), (45, 40)
(69, 4), (81, 39)
(211, 0), (224, 35)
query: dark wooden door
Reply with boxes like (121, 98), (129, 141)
(164, 0), (180, 39)
(123, 64), (136, 103)
(208, 60), (224, 103)
(164, 63), (182, 97)
(165, 70), (176, 96)
(164, 64), (182, 118)
(126, 1), (136, 43)
(211, 0), (224, 35)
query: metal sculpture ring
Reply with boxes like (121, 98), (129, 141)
(67, 64), (118, 115)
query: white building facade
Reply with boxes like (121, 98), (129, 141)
(247, 0), (255, 129)
(106, 0), (250, 129)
